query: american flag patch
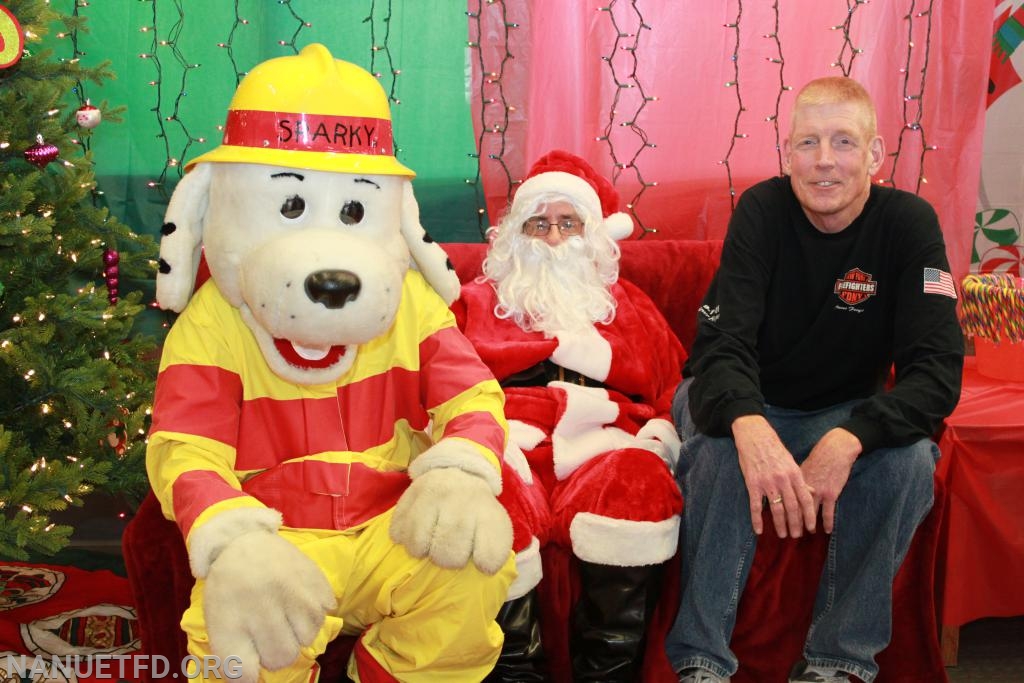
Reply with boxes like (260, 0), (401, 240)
(923, 267), (957, 299)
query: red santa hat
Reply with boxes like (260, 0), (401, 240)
(512, 150), (634, 240)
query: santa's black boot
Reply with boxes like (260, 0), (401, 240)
(484, 589), (548, 682)
(570, 561), (663, 683)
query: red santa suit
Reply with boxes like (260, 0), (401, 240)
(453, 276), (685, 592)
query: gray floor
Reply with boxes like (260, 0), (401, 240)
(946, 617), (1024, 683)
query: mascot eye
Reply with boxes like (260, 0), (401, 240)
(340, 201), (365, 225)
(280, 195), (306, 219)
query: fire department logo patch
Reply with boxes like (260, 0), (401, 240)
(834, 268), (878, 305)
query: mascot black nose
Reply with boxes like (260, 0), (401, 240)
(305, 270), (362, 309)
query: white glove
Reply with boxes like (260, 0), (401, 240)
(202, 529), (337, 683)
(390, 467), (512, 575)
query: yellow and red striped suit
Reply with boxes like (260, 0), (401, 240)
(147, 271), (514, 682)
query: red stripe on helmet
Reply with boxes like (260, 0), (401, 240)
(221, 109), (394, 155)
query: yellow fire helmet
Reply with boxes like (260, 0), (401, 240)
(185, 43), (414, 177)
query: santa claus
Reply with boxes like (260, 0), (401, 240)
(452, 150), (686, 682)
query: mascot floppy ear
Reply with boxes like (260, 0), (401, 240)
(155, 163), (212, 312)
(400, 181), (461, 305)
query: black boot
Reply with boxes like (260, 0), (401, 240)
(570, 561), (663, 683)
(484, 589), (548, 682)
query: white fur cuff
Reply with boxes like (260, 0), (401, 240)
(569, 513), (680, 566)
(635, 418), (682, 470)
(503, 439), (534, 485)
(408, 438), (502, 494)
(187, 506), (282, 579)
(550, 328), (612, 382)
(550, 383), (632, 480)
(508, 420), (546, 452)
(506, 536), (543, 600)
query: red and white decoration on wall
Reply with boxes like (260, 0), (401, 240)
(975, 1), (1024, 277)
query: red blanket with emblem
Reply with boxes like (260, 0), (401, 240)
(0, 562), (143, 683)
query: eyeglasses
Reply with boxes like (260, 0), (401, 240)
(522, 217), (584, 236)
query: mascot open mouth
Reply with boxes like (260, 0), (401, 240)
(273, 338), (349, 370)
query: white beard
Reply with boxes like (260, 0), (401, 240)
(490, 235), (617, 335)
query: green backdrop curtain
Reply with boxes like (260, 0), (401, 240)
(52, 0), (485, 243)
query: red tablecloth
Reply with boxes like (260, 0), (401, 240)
(937, 356), (1024, 627)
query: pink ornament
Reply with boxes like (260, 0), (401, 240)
(24, 135), (58, 169)
(103, 248), (120, 305)
(76, 101), (102, 129)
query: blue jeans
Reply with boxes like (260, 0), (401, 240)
(664, 379), (937, 682)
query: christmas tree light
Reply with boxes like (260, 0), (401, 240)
(0, 0), (160, 560)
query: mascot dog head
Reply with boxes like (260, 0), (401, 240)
(155, 44), (458, 385)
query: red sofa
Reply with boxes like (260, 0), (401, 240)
(123, 240), (947, 683)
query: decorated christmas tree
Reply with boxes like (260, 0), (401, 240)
(0, 0), (159, 559)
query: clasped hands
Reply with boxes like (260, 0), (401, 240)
(731, 415), (862, 538)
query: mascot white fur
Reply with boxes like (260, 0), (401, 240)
(147, 44), (514, 683)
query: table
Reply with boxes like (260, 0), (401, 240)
(936, 356), (1024, 663)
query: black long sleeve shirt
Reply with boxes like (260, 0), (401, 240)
(685, 176), (964, 454)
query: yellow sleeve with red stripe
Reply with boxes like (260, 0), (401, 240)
(146, 282), (269, 542)
(403, 272), (507, 476)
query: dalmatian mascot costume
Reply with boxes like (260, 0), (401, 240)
(147, 44), (514, 683)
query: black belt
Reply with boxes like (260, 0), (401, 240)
(501, 359), (606, 390)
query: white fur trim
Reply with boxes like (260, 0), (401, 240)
(156, 163), (211, 312)
(503, 438), (534, 485)
(187, 506), (282, 579)
(509, 419), (546, 451)
(408, 438), (502, 494)
(552, 425), (634, 480)
(506, 536), (543, 600)
(604, 211), (634, 240)
(514, 172), (602, 222)
(635, 418), (682, 471)
(550, 327), (612, 382)
(569, 513), (680, 566)
(549, 383), (634, 480)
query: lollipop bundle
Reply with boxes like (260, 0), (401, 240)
(960, 273), (1024, 344)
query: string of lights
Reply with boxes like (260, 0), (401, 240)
(140, 0), (199, 196)
(766, 0), (790, 175)
(597, 1), (657, 237)
(368, 0), (400, 105)
(467, 0), (517, 239)
(217, 0), (251, 86)
(59, 1), (119, 305)
(883, 0), (936, 193)
(368, 0), (402, 158)
(831, 0), (868, 76)
(67, 2), (91, 160)
(719, 0), (746, 211)
(163, 0), (205, 179)
(276, 0), (312, 54)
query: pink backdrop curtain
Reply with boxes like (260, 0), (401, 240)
(470, 0), (993, 284)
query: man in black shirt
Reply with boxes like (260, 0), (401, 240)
(667, 77), (963, 683)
